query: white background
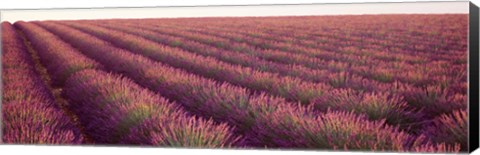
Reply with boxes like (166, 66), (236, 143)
(0, 0), (478, 155)
(0, 0), (470, 9)
(0, 0), (469, 22)
(0, 2), (469, 22)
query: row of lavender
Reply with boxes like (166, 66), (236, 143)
(1, 22), (83, 144)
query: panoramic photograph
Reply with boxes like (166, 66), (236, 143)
(0, 1), (472, 153)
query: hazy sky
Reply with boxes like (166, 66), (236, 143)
(0, 1), (469, 22)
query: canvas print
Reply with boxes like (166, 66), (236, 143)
(0, 1), (476, 154)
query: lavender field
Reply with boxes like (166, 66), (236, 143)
(1, 15), (468, 153)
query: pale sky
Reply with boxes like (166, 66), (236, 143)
(0, 1), (469, 22)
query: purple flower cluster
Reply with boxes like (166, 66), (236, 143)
(1, 22), (83, 144)
(64, 69), (240, 147)
(14, 21), (103, 86)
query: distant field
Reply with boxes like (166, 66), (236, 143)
(1, 15), (468, 152)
